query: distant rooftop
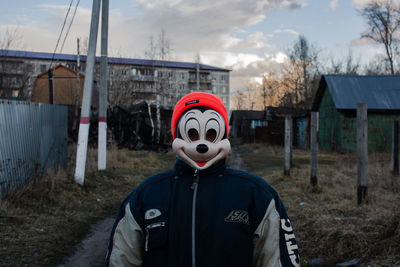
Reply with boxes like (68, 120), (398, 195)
(0, 49), (230, 72)
(312, 74), (400, 111)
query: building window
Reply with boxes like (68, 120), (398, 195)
(40, 64), (47, 72)
(122, 69), (127, 76)
(12, 90), (19, 99)
(27, 64), (33, 72)
(168, 72), (173, 78)
(158, 71), (163, 77)
(212, 75), (217, 81)
(223, 96), (228, 106)
(221, 75), (228, 83)
(131, 69), (137, 75)
(179, 84), (185, 90)
(212, 86), (216, 93)
(222, 86), (227, 93)
(181, 73), (185, 79)
(66, 63), (76, 70)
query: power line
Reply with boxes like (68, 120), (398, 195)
(60, 0), (81, 54)
(49, 0), (74, 70)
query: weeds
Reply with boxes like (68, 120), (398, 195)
(0, 145), (175, 267)
(239, 144), (400, 266)
(2, 142), (399, 266)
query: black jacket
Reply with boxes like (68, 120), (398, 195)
(105, 160), (300, 267)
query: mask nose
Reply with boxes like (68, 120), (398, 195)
(196, 144), (208, 153)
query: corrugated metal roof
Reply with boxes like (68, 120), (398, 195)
(0, 49), (230, 72)
(313, 74), (400, 111)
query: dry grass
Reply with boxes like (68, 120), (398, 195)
(0, 145), (175, 267)
(239, 143), (400, 266)
(2, 140), (399, 266)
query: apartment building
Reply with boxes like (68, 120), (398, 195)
(0, 49), (231, 110)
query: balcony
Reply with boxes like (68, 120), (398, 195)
(188, 78), (212, 84)
(131, 75), (156, 82)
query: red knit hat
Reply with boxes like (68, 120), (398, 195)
(171, 92), (229, 139)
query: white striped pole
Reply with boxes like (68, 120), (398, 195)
(74, 0), (101, 185)
(98, 0), (108, 170)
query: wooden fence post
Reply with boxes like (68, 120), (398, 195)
(393, 120), (399, 176)
(310, 112), (319, 186)
(357, 103), (368, 205)
(284, 115), (292, 176)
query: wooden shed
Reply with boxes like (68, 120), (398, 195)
(31, 65), (86, 105)
(312, 75), (400, 152)
(229, 107), (309, 146)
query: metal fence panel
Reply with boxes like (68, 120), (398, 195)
(0, 100), (67, 196)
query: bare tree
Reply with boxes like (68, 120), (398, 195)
(0, 28), (30, 100)
(232, 91), (245, 110)
(158, 28), (172, 61)
(326, 50), (361, 75)
(363, 54), (388, 74)
(107, 65), (137, 109)
(143, 29), (173, 144)
(259, 73), (280, 108)
(359, 0), (400, 74)
(280, 35), (320, 109)
(261, 75), (268, 110)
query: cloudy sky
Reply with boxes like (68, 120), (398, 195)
(0, 0), (385, 91)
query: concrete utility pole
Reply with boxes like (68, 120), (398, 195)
(74, 0), (101, 185)
(73, 38), (81, 132)
(98, 0), (109, 170)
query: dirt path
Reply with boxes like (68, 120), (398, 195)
(227, 144), (247, 170)
(57, 147), (245, 266)
(57, 218), (114, 267)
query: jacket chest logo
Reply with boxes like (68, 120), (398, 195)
(224, 210), (249, 225)
(145, 209), (162, 220)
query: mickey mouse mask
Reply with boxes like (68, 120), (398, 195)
(171, 92), (231, 170)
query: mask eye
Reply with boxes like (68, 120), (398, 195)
(205, 119), (220, 142)
(185, 118), (200, 141)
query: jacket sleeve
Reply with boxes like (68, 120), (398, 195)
(105, 202), (143, 267)
(253, 198), (300, 267)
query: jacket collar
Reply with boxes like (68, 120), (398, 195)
(174, 157), (226, 176)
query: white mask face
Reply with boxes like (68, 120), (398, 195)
(172, 109), (231, 170)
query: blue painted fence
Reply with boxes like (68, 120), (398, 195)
(0, 100), (67, 196)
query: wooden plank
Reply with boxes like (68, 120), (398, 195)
(310, 112), (319, 186)
(284, 115), (292, 176)
(393, 120), (399, 176)
(357, 103), (368, 205)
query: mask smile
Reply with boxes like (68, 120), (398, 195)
(196, 162), (206, 167)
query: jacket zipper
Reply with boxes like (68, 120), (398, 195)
(144, 221), (166, 252)
(191, 169), (199, 267)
